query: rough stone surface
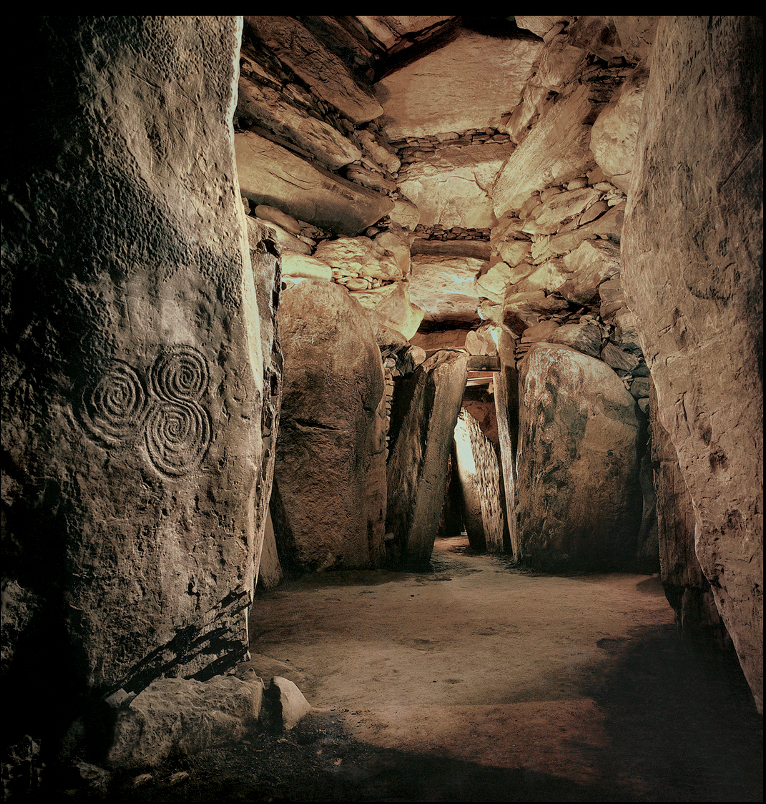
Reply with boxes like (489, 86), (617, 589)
(244, 217), (283, 594)
(376, 30), (541, 139)
(1, 17), (265, 752)
(386, 351), (468, 568)
(609, 16), (659, 64)
(237, 71), (362, 169)
(398, 142), (515, 229)
(244, 16), (382, 124)
(409, 255), (486, 327)
(590, 65), (648, 193)
(516, 344), (644, 570)
(494, 358), (520, 557)
(280, 252), (333, 281)
(106, 675), (263, 769)
(548, 321), (603, 358)
(268, 677), (313, 731)
(494, 83), (600, 217)
(271, 281), (385, 571)
(314, 236), (403, 281)
(621, 16), (763, 712)
(453, 410), (504, 553)
(649, 383), (731, 648)
(351, 282), (425, 341)
(235, 131), (393, 236)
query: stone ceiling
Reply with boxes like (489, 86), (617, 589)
(235, 15), (658, 331)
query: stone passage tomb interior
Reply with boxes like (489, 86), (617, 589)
(1, 15), (762, 802)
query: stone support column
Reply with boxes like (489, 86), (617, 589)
(1, 16), (264, 746)
(622, 16), (763, 712)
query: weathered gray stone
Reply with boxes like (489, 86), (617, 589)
(272, 281), (385, 571)
(351, 282), (424, 340)
(237, 72), (362, 169)
(235, 131), (393, 236)
(521, 188), (602, 235)
(244, 16), (382, 124)
(107, 676), (263, 769)
(1, 18), (265, 747)
(516, 344), (644, 570)
(514, 16), (571, 39)
(494, 84), (600, 217)
(358, 15), (452, 49)
(453, 410), (505, 553)
(494, 346), (520, 557)
(386, 351), (469, 568)
(559, 238), (621, 306)
(601, 341), (641, 373)
(251, 215), (312, 255)
(254, 205), (302, 235)
(376, 29), (541, 139)
(621, 16), (762, 711)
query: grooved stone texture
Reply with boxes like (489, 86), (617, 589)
(621, 15), (763, 713)
(1, 15), (266, 743)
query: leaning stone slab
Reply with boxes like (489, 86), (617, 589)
(386, 351), (468, 568)
(244, 16), (382, 124)
(235, 131), (393, 236)
(237, 72), (362, 169)
(516, 344), (644, 570)
(494, 83), (600, 218)
(106, 676), (264, 769)
(548, 321), (602, 358)
(453, 410), (505, 553)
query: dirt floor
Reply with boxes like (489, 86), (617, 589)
(88, 537), (761, 802)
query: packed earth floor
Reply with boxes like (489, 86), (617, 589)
(103, 537), (762, 803)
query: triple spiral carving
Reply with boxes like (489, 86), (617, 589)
(78, 346), (212, 477)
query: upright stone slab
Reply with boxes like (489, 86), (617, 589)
(244, 217), (283, 589)
(272, 281), (385, 571)
(1, 17), (264, 745)
(453, 410), (505, 553)
(493, 329), (520, 558)
(386, 351), (468, 568)
(516, 344), (644, 570)
(621, 16), (763, 713)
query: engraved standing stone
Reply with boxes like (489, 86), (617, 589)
(1, 18), (266, 755)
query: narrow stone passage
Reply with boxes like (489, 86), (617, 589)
(245, 536), (763, 802)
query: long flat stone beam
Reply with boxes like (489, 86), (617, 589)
(235, 131), (393, 236)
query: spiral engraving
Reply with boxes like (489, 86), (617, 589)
(150, 345), (209, 402)
(79, 360), (148, 445)
(77, 345), (212, 478)
(144, 400), (211, 477)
